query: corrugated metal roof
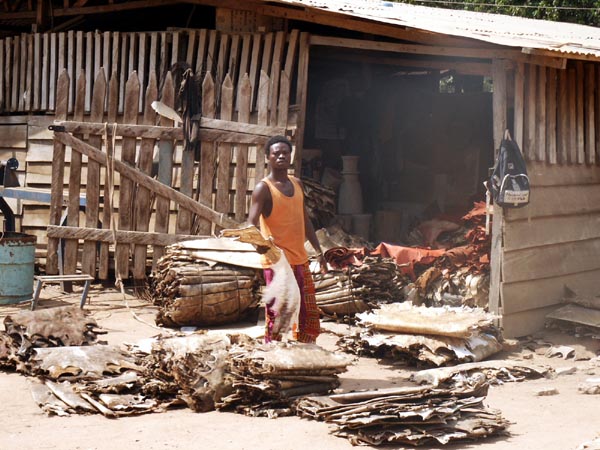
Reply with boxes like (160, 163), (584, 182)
(268, 0), (600, 59)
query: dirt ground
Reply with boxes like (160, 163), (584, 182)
(0, 283), (599, 450)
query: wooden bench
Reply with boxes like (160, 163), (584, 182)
(31, 274), (94, 310)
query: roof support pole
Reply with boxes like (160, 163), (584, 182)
(489, 59), (508, 322)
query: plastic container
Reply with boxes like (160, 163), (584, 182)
(0, 232), (36, 304)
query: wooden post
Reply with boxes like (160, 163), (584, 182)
(585, 64), (596, 165)
(294, 32), (310, 174)
(546, 68), (557, 164)
(525, 64), (536, 160)
(152, 72), (175, 267)
(576, 61), (585, 164)
(234, 74), (251, 223)
(132, 72), (158, 281)
(255, 70), (270, 182)
(567, 68), (577, 164)
(536, 66), (546, 161)
(489, 59), (507, 319)
(81, 69), (106, 278)
(115, 72), (140, 280)
(63, 71), (86, 276)
(215, 74), (234, 231)
(557, 69), (568, 164)
(98, 72), (119, 280)
(47, 70), (69, 274)
(193, 72), (216, 235)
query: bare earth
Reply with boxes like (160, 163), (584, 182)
(0, 284), (599, 450)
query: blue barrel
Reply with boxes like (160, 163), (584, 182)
(0, 232), (37, 304)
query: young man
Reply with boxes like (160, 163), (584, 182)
(247, 135), (327, 344)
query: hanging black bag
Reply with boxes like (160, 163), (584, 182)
(488, 130), (530, 208)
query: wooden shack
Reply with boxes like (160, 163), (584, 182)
(0, 0), (599, 337)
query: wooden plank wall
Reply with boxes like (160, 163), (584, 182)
(0, 29), (301, 276)
(501, 61), (600, 337)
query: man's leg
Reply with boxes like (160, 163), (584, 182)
(295, 262), (320, 343)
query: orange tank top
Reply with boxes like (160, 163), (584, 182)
(259, 176), (307, 266)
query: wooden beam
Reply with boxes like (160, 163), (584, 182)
(53, 131), (240, 229)
(489, 59), (508, 317)
(310, 35), (567, 69)
(50, 118), (284, 141)
(47, 225), (206, 246)
(523, 47), (600, 64)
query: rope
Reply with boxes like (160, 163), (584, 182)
(102, 122), (172, 334)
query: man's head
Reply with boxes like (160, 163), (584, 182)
(265, 135), (292, 159)
(264, 135), (293, 170)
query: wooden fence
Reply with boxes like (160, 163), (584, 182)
(46, 61), (291, 281)
(0, 28), (301, 117)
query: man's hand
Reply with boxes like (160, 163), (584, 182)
(317, 254), (328, 274)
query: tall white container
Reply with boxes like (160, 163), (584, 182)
(338, 156), (363, 215)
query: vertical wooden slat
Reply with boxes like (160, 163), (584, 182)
(133, 72), (158, 281)
(293, 33), (310, 174)
(272, 31), (285, 72)
(176, 149), (196, 236)
(41, 33), (49, 110)
(115, 72), (140, 280)
(74, 31), (83, 111)
(49, 33), (57, 110)
(585, 64), (596, 165)
(119, 33), (128, 113)
(47, 69), (69, 274)
(25, 34), (33, 111)
(81, 69), (106, 278)
(283, 29), (299, 102)
(596, 66), (600, 165)
(235, 74), (251, 223)
(238, 34), (252, 83)
(525, 64), (536, 160)
(93, 31), (101, 95)
(215, 75), (234, 231)
(19, 34), (28, 111)
(261, 33), (274, 76)
(277, 69), (290, 128)
(228, 34), (240, 86)
(255, 70), (270, 182)
(138, 32), (147, 112)
(33, 33), (41, 110)
(205, 30), (218, 75)
(84, 31), (92, 112)
(64, 71), (86, 276)
(513, 62), (524, 150)
(149, 32), (158, 81)
(11, 37), (19, 111)
(189, 72), (215, 235)
(567, 67), (577, 164)
(248, 33), (261, 109)
(186, 30), (196, 67)
(195, 28), (208, 76)
(102, 31), (111, 78)
(216, 33), (230, 93)
(153, 72), (175, 267)
(546, 68), (557, 164)
(171, 31), (180, 66)
(111, 31), (120, 81)
(67, 30), (74, 111)
(98, 72), (119, 280)
(489, 59), (507, 319)
(159, 32), (169, 85)
(557, 69), (568, 164)
(269, 60), (280, 126)
(127, 33), (136, 86)
(536, 66), (546, 162)
(576, 61), (585, 164)
(0, 39), (3, 111)
(4, 38), (11, 111)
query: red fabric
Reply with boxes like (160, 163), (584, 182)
(371, 243), (446, 279)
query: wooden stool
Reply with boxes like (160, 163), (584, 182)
(31, 274), (94, 310)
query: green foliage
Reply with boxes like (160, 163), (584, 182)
(397, 0), (600, 27)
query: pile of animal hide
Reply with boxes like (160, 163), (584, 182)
(302, 177), (336, 229)
(296, 375), (509, 447)
(338, 303), (503, 367)
(0, 306), (351, 417)
(313, 256), (408, 318)
(545, 286), (600, 337)
(0, 306), (103, 372)
(405, 202), (491, 308)
(150, 240), (261, 328)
